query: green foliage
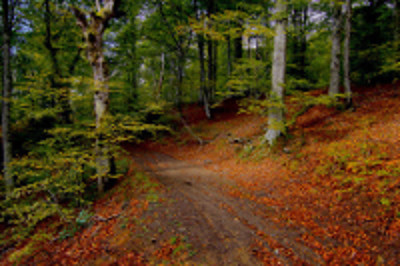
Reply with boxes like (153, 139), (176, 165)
(304, 30), (331, 88)
(220, 58), (269, 101)
(380, 198), (391, 207)
(75, 209), (93, 227)
(8, 231), (53, 263)
(351, 2), (396, 84)
(1, 110), (168, 246)
(9, 242), (36, 263)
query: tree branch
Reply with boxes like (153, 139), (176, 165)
(71, 6), (88, 32)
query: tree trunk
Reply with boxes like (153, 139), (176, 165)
(343, 0), (352, 107)
(207, 38), (213, 109)
(198, 34), (210, 118)
(212, 40), (218, 102)
(72, 1), (119, 193)
(395, 0), (400, 46)
(176, 52), (184, 112)
(227, 36), (232, 77)
(329, 5), (342, 97)
(205, 0), (215, 112)
(2, 0), (13, 196)
(195, 0), (211, 118)
(299, 5), (308, 76)
(93, 37), (110, 194)
(265, 0), (287, 146)
(44, 0), (72, 123)
(248, 37), (252, 59)
(157, 52), (165, 100)
(234, 35), (243, 62)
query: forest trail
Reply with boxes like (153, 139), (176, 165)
(130, 148), (323, 265)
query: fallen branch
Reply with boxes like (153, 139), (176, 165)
(93, 213), (121, 222)
(180, 115), (205, 145)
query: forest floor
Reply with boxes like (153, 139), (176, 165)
(2, 84), (400, 265)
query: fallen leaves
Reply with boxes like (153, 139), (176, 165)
(147, 84), (400, 264)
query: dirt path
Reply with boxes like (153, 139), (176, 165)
(131, 149), (324, 265)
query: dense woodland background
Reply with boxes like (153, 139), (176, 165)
(1, 0), (400, 263)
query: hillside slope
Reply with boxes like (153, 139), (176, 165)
(2, 84), (399, 265)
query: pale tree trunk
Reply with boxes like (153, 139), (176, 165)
(343, 0), (352, 107)
(93, 44), (109, 194)
(265, 0), (287, 145)
(194, 0), (210, 118)
(2, 0), (13, 196)
(198, 35), (210, 118)
(72, 0), (120, 193)
(329, 4), (342, 97)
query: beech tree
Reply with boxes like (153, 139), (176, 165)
(328, 0), (352, 105)
(328, 1), (342, 97)
(343, 0), (352, 106)
(265, 0), (288, 145)
(72, 0), (121, 193)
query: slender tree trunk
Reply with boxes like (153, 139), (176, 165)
(329, 5), (342, 97)
(44, 0), (72, 123)
(291, 4), (307, 79)
(126, 18), (138, 112)
(2, 0), (13, 196)
(205, 0), (214, 111)
(207, 38), (213, 107)
(199, 34), (210, 118)
(195, 0), (211, 118)
(343, 0), (352, 107)
(212, 40), (218, 102)
(265, 0), (287, 145)
(176, 51), (184, 112)
(395, 0), (400, 46)
(227, 35), (232, 77)
(255, 36), (261, 60)
(300, 5), (308, 75)
(248, 37), (251, 59)
(234, 31), (243, 61)
(157, 52), (165, 100)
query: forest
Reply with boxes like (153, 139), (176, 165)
(0, 0), (400, 264)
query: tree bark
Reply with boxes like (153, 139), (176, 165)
(343, 0), (352, 107)
(234, 31), (243, 61)
(394, 0), (400, 61)
(265, 0), (287, 145)
(195, 0), (210, 118)
(198, 34), (210, 118)
(206, 0), (214, 116)
(72, 1), (120, 193)
(176, 51), (184, 111)
(329, 4), (342, 97)
(207, 37), (213, 108)
(157, 52), (165, 100)
(212, 40), (218, 101)
(227, 35), (232, 77)
(2, 0), (13, 196)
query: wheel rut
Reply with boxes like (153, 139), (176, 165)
(131, 149), (324, 265)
